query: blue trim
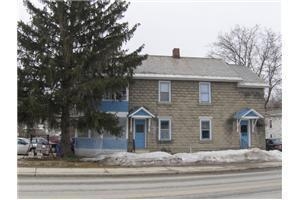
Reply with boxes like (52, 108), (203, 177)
(100, 101), (128, 112)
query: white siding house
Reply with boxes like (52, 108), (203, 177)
(265, 109), (282, 139)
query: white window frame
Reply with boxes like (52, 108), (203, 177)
(158, 81), (171, 103)
(199, 82), (211, 104)
(199, 117), (212, 140)
(158, 117), (172, 141)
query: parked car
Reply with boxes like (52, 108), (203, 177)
(17, 137), (30, 155)
(266, 138), (282, 151)
(29, 137), (51, 155)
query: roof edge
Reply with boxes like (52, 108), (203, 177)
(133, 73), (242, 82)
(237, 82), (269, 88)
(146, 55), (223, 60)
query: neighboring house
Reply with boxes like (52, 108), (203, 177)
(75, 48), (268, 154)
(265, 108), (282, 139)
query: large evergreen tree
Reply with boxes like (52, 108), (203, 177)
(18, 0), (146, 156)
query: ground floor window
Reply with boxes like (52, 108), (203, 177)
(158, 118), (171, 141)
(200, 117), (212, 140)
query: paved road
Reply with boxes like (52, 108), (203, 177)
(18, 168), (281, 199)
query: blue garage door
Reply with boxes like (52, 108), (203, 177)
(135, 119), (145, 149)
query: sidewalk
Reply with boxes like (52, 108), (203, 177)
(18, 161), (281, 177)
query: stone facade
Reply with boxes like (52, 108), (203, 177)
(129, 79), (266, 153)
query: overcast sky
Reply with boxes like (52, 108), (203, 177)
(18, 0), (281, 57)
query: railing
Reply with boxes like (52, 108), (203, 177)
(74, 137), (127, 150)
(100, 100), (129, 112)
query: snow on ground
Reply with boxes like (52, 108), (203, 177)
(81, 148), (281, 166)
(174, 148), (281, 164)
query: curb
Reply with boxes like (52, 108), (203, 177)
(18, 162), (281, 177)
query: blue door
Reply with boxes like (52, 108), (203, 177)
(240, 120), (249, 149)
(135, 119), (145, 149)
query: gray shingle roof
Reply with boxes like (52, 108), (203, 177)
(134, 55), (267, 88)
(229, 64), (267, 87)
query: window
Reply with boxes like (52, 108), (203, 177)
(159, 81), (171, 102)
(269, 119), (272, 128)
(200, 118), (212, 140)
(103, 87), (128, 101)
(158, 118), (171, 141)
(199, 82), (211, 104)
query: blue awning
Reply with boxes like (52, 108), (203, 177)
(128, 106), (155, 118)
(234, 108), (264, 119)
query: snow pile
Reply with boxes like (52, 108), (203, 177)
(174, 148), (282, 164)
(82, 151), (181, 166)
(81, 148), (281, 166)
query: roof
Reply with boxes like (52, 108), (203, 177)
(128, 106), (155, 118)
(229, 64), (268, 88)
(234, 108), (264, 119)
(134, 56), (242, 82)
(133, 55), (267, 88)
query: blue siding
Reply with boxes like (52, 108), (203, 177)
(100, 101), (128, 112)
(74, 137), (127, 150)
(74, 138), (102, 149)
(102, 137), (127, 149)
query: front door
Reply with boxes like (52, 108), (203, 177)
(135, 119), (146, 149)
(240, 120), (249, 149)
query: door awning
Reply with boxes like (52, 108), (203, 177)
(234, 108), (264, 133)
(234, 108), (264, 120)
(128, 106), (155, 119)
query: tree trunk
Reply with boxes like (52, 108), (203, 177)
(58, 2), (73, 157)
(61, 105), (73, 157)
(264, 87), (272, 109)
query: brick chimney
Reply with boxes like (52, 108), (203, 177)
(172, 48), (180, 58)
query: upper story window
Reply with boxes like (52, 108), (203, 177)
(199, 82), (211, 104)
(103, 87), (128, 101)
(200, 117), (212, 140)
(158, 117), (172, 141)
(159, 81), (171, 102)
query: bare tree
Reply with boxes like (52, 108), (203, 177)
(209, 25), (281, 108)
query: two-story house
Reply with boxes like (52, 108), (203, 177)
(75, 48), (267, 155)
